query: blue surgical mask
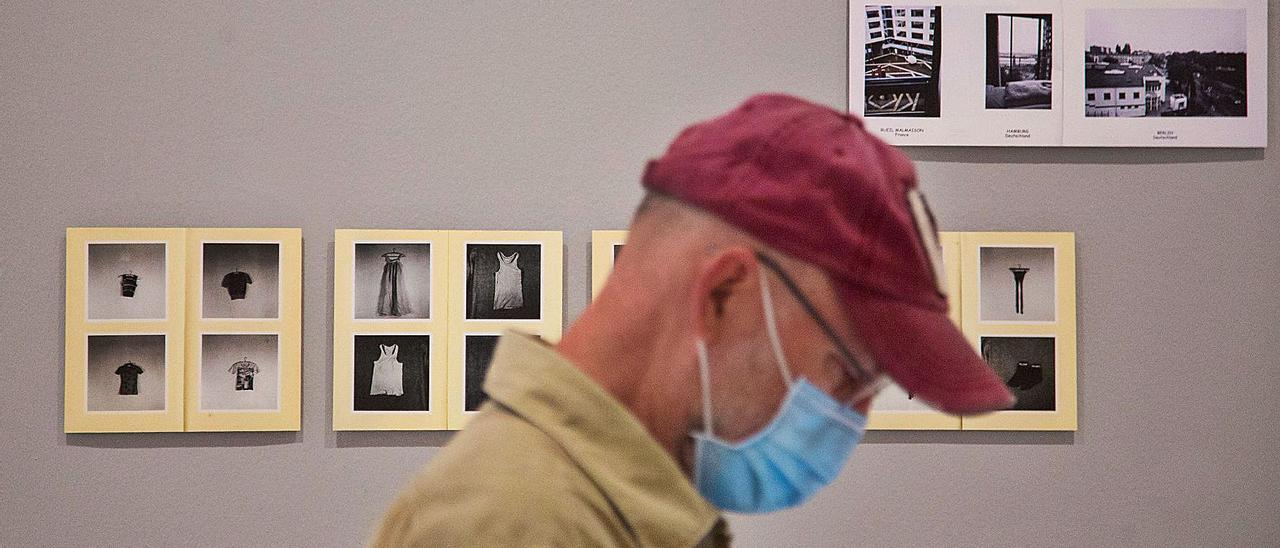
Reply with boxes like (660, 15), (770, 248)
(691, 269), (869, 513)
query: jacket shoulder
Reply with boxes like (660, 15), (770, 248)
(368, 408), (634, 547)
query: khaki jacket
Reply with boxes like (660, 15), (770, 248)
(370, 332), (729, 547)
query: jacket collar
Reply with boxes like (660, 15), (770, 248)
(484, 331), (723, 547)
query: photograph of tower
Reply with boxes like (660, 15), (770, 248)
(1084, 8), (1246, 117)
(985, 13), (1052, 109)
(863, 5), (942, 117)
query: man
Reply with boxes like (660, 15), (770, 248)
(370, 94), (1015, 547)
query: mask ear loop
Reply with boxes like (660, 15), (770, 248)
(758, 266), (794, 385)
(695, 339), (716, 438)
(847, 375), (890, 410)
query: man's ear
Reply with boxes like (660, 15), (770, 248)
(691, 247), (757, 342)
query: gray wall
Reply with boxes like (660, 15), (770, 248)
(2, 2), (1277, 546)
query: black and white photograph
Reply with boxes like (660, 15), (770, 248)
(464, 243), (542, 320)
(863, 5), (942, 117)
(985, 13), (1052, 110)
(463, 335), (499, 412)
(86, 243), (167, 320)
(981, 336), (1055, 411)
(202, 243), (280, 319)
(86, 334), (166, 411)
(870, 382), (933, 412)
(980, 246), (1055, 323)
(200, 334), (279, 411)
(353, 335), (430, 412)
(353, 243), (432, 320)
(1084, 8), (1247, 118)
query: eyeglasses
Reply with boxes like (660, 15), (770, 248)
(754, 251), (886, 405)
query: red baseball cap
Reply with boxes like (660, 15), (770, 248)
(642, 93), (1014, 414)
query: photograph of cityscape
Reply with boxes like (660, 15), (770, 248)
(985, 13), (1052, 110)
(863, 5), (942, 117)
(1084, 8), (1246, 117)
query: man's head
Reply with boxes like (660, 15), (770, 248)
(634, 93), (1014, 415)
(559, 93), (1012, 513)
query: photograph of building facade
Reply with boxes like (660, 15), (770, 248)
(863, 5), (941, 117)
(1084, 9), (1247, 118)
(1084, 59), (1168, 117)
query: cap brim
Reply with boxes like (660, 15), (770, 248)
(837, 284), (1015, 415)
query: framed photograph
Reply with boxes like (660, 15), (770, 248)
(960, 232), (1076, 431)
(985, 13), (1054, 112)
(447, 231), (562, 429)
(66, 228), (186, 433)
(352, 334), (433, 412)
(185, 228), (301, 432)
(860, 4), (944, 119)
(462, 335), (499, 413)
(334, 230), (448, 430)
(353, 243), (433, 320)
(1060, 0), (1267, 147)
(867, 232), (964, 430)
(462, 243), (544, 321)
(979, 335), (1057, 411)
(85, 334), (168, 412)
(200, 242), (281, 320)
(849, 1), (1065, 146)
(86, 242), (168, 321)
(850, 0), (1265, 147)
(590, 230), (628, 299)
(198, 334), (280, 412)
(979, 245), (1056, 323)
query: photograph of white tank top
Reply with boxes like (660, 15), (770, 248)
(493, 252), (523, 310)
(369, 344), (404, 396)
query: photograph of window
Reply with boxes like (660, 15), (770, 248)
(1084, 8), (1246, 118)
(985, 13), (1052, 109)
(863, 5), (942, 117)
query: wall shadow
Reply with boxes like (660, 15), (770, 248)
(65, 431), (301, 449)
(863, 430), (1074, 445)
(334, 430), (455, 448)
(906, 145), (1264, 165)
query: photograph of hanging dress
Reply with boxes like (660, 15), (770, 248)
(464, 243), (542, 320)
(377, 251), (413, 316)
(352, 335), (429, 411)
(353, 243), (431, 320)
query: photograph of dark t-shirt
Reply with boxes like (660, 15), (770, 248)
(221, 271), (253, 300)
(115, 362), (143, 395)
(464, 335), (499, 411)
